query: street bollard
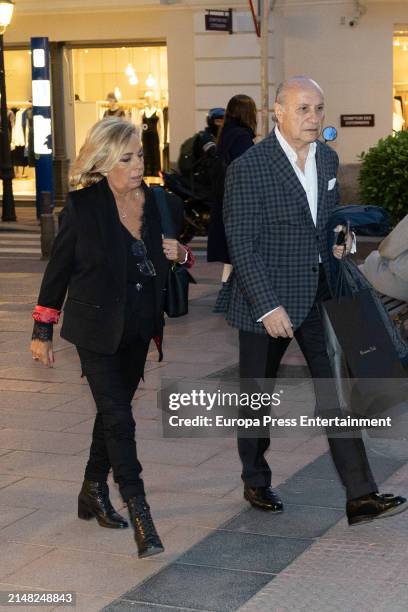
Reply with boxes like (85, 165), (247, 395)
(40, 191), (55, 260)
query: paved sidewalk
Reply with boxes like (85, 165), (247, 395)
(0, 207), (41, 233)
(241, 460), (408, 612)
(0, 249), (407, 611)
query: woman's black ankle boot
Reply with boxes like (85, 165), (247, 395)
(78, 480), (128, 529)
(127, 497), (164, 558)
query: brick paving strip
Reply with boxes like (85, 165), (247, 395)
(104, 445), (407, 612)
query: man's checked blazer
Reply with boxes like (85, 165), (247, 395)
(223, 129), (339, 334)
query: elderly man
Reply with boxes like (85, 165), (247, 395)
(223, 76), (407, 525)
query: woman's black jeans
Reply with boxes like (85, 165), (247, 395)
(77, 284), (153, 502)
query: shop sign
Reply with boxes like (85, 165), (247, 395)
(205, 9), (233, 34)
(340, 114), (375, 127)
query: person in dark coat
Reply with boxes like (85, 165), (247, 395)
(223, 76), (408, 525)
(207, 94), (257, 271)
(29, 118), (193, 559)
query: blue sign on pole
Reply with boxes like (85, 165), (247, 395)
(31, 37), (53, 218)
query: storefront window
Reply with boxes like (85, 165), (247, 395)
(2, 49), (36, 199)
(393, 30), (408, 133)
(71, 45), (169, 177)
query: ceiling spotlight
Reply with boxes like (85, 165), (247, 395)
(129, 74), (139, 86)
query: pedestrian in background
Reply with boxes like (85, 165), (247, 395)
(30, 118), (193, 558)
(207, 94), (257, 282)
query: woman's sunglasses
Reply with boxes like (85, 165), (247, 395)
(131, 239), (156, 277)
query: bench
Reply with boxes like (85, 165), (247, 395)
(380, 294), (408, 336)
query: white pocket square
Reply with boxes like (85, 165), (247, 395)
(328, 178), (336, 191)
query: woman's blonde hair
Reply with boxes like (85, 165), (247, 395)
(69, 117), (140, 188)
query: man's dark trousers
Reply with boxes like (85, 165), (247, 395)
(238, 265), (378, 501)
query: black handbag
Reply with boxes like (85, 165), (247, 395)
(152, 187), (196, 317)
(164, 263), (196, 317)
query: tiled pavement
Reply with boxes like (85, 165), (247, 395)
(0, 236), (407, 611)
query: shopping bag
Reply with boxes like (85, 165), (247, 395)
(320, 288), (408, 418)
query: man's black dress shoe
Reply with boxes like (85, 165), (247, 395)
(244, 486), (284, 511)
(127, 497), (164, 558)
(347, 492), (408, 526)
(78, 480), (128, 529)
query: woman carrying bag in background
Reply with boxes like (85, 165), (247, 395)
(29, 118), (193, 559)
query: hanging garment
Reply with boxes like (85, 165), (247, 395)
(12, 109), (27, 148)
(0, 109), (15, 148)
(142, 111), (161, 176)
(11, 109), (28, 167)
(24, 107), (35, 167)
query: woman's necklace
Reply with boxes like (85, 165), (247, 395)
(118, 188), (142, 219)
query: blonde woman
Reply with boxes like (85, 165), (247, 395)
(30, 118), (193, 558)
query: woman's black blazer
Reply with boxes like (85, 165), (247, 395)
(37, 178), (183, 354)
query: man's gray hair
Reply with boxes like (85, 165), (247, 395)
(275, 76), (324, 105)
(272, 76), (324, 123)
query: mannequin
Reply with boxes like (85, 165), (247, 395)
(103, 92), (125, 119)
(12, 106), (28, 178)
(139, 92), (163, 176)
(393, 87), (405, 133)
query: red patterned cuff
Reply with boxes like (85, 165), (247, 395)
(32, 305), (61, 324)
(182, 245), (195, 269)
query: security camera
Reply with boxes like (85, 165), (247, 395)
(346, 1), (366, 27)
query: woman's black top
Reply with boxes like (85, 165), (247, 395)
(120, 222), (155, 342)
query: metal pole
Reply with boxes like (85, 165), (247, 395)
(260, 0), (271, 138)
(0, 33), (16, 221)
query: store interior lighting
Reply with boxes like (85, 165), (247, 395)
(114, 86), (122, 100)
(146, 73), (156, 88)
(129, 74), (139, 86)
(0, 0), (14, 34)
(125, 63), (135, 77)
